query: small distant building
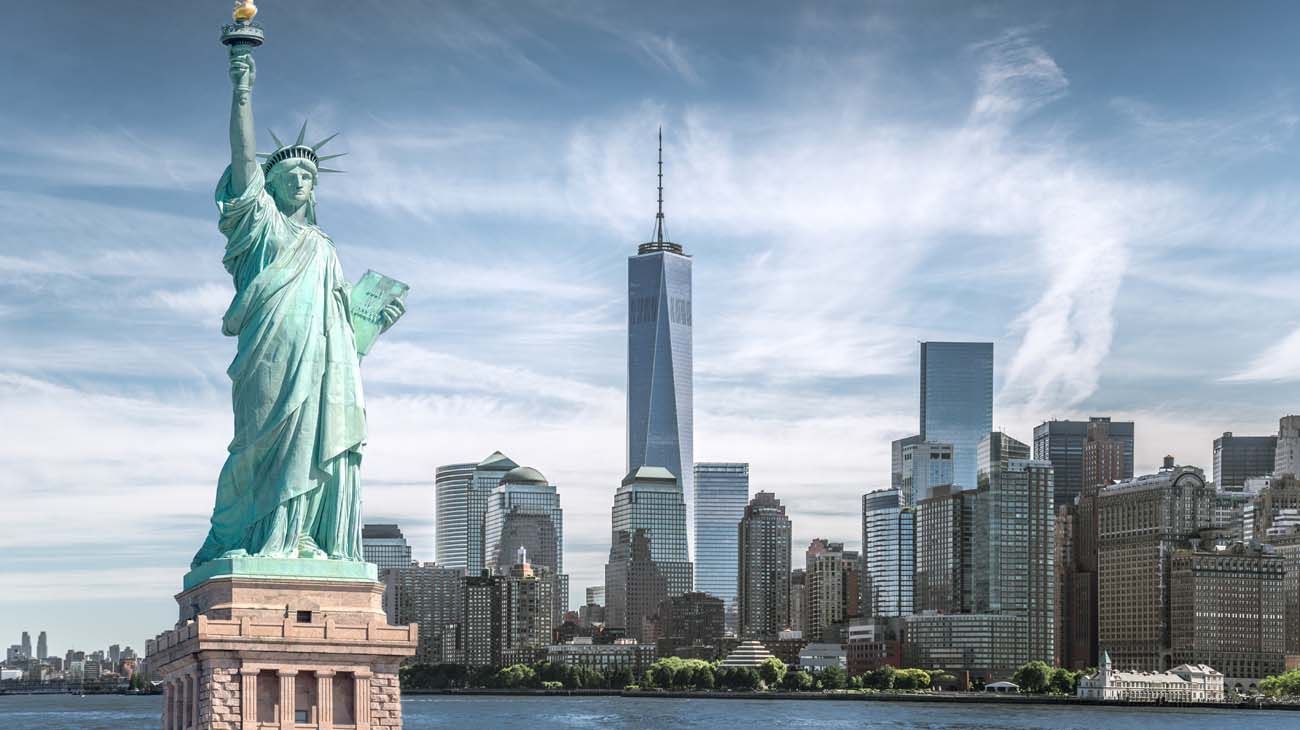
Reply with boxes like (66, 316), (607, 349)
(546, 637), (656, 674)
(1077, 651), (1224, 702)
(719, 640), (775, 668)
(845, 623), (901, 676)
(798, 643), (847, 671)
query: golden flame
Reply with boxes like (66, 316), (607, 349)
(233, 0), (258, 23)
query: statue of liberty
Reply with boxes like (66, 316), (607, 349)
(191, 22), (406, 569)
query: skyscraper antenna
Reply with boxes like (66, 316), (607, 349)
(655, 126), (666, 243)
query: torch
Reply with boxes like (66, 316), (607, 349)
(221, 1), (264, 50)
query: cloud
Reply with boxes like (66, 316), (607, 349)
(633, 33), (701, 84)
(1224, 327), (1300, 383)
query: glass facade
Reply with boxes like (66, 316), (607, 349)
(627, 248), (694, 554)
(975, 433), (1056, 664)
(434, 462), (475, 569)
(361, 523), (412, 570)
(609, 466), (693, 597)
(1213, 432), (1277, 488)
(900, 440), (954, 505)
(919, 341), (993, 491)
(693, 462), (749, 628)
(1033, 418), (1135, 505)
(482, 466), (568, 618)
(860, 489), (915, 618)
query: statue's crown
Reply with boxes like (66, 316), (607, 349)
(258, 121), (346, 175)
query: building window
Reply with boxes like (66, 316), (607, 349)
(256, 670), (277, 724)
(333, 672), (356, 725)
(295, 671), (317, 724)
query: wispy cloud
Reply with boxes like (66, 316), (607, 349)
(1224, 327), (1300, 383)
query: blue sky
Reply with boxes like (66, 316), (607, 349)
(3, 1), (1300, 655)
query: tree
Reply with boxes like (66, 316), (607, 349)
(605, 666), (634, 689)
(781, 670), (814, 691)
(1011, 661), (1052, 694)
(816, 665), (847, 690)
(864, 665), (895, 690)
(1048, 668), (1078, 696)
(1261, 668), (1300, 697)
(893, 668), (931, 690)
(757, 657), (787, 688)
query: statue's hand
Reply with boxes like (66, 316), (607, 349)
(229, 50), (256, 92)
(379, 299), (405, 334)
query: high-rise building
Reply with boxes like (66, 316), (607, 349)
(1054, 505), (1074, 669)
(915, 484), (976, 614)
(1274, 416), (1300, 478)
(482, 464), (567, 619)
(586, 586), (605, 607)
(20, 632), (30, 661)
(655, 592), (725, 651)
(891, 435), (922, 491)
(361, 524), (412, 570)
(627, 134), (694, 555)
(804, 539), (859, 642)
(1262, 526), (1300, 656)
(898, 441), (954, 505)
(1214, 432), (1278, 488)
(789, 569), (807, 636)
(693, 462), (749, 630)
(461, 549), (554, 668)
(608, 466), (693, 597)
(975, 432), (1055, 664)
(36, 632), (46, 661)
(1097, 458), (1214, 671)
(434, 461), (476, 569)
(860, 489), (914, 619)
(382, 563), (465, 664)
(902, 613), (1029, 682)
(919, 341), (993, 490)
(435, 451), (519, 574)
(1033, 418), (1135, 506)
(604, 529), (668, 642)
(1170, 541), (1285, 683)
(1065, 484), (1103, 670)
(737, 491), (792, 639)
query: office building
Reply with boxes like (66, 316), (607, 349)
(36, 632), (46, 662)
(482, 464), (567, 619)
(604, 529), (668, 642)
(381, 563), (465, 664)
(891, 435), (922, 491)
(434, 461), (476, 569)
(1078, 652), (1224, 702)
(547, 637), (656, 674)
(915, 484), (976, 614)
(1276, 416), (1300, 477)
(919, 341), (993, 490)
(1214, 432), (1277, 488)
(898, 441), (954, 504)
(361, 524), (412, 570)
(1033, 418), (1135, 506)
(609, 466), (693, 597)
(461, 548), (554, 667)
(656, 592), (725, 651)
(627, 137), (694, 553)
(1097, 457), (1214, 671)
(19, 633), (30, 661)
(804, 539), (859, 642)
(1170, 541), (1285, 683)
(693, 462), (749, 629)
(975, 432), (1055, 664)
(789, 569), (807, 636)
(902, 613), (1029, 681)
(1262, 527), (1300, 655)
(737, 491), (792, 639)
(860, 489), (914, 618)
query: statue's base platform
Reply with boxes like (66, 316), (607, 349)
(183, 556), (378, 591)
(149, 570), (416, 729)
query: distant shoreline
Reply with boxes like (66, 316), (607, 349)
(404, 687), (1300, 711)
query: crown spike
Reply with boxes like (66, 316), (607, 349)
(256, 152), (272, 158)
(317, 168), (346, 174)
(295, 120), (309, 147)
(316, 152), (348, 162)
(268, 129), (285, 148)
(312, 132), (340, 152)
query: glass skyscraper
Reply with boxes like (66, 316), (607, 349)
(919, 341), (993, 490)
(737, 491), (792, 639)
(482, 464), (568, 618)
(361, 523), (413, 570)
(899, 440), (954, 505)
(627, 138), (694, 555)
(1033, 417), (1135, 505)
(609, 465), (693, 597)
(860, 489), (915, 618)
(434, 451), (519, 573)
(693, 462), (749, 629)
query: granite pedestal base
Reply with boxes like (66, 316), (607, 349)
(148, 567), (416, 730)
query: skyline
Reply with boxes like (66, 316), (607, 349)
(4, 1), (1300, 653)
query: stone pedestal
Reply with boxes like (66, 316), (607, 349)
(149, 561), (417, 729)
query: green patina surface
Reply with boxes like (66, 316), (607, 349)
(183, 556), (378, 591)
(189, 11), (407, 581)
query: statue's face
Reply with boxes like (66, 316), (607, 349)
(267, 160), (316, 212)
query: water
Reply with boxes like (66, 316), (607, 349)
(1, 693), (1297, 729)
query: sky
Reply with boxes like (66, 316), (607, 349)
(2, 0), (1300, 656)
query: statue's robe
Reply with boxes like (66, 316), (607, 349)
(192, 165), (366, 567)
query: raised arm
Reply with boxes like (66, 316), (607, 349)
(228, 47), (258, 195)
